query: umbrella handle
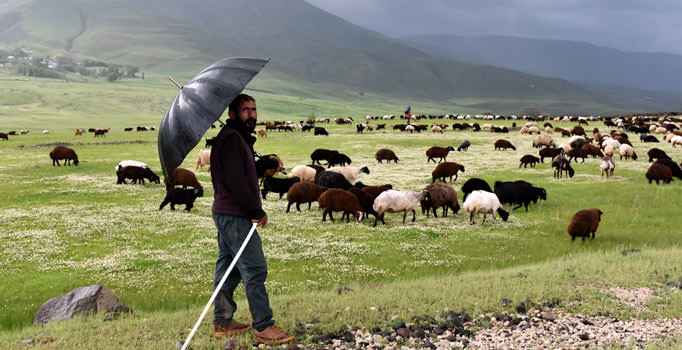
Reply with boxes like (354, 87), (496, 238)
(168, 76), (182, 89)
(180, 222), (258, 350)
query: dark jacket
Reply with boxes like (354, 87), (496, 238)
(211, 119), (265, 220)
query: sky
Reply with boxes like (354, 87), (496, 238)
(305, 0), (682, 55)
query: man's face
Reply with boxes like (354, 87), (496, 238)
(230, 99), (257, 131)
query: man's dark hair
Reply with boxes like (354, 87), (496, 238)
(228, 94), (256, 114)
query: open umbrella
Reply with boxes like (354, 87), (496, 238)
(158, 57), (269, 178)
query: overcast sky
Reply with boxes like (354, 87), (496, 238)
(305, 0), (682, 55)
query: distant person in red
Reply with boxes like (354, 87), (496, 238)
(405, 106), (412, 125)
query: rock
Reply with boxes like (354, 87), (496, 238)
(412, 328), (426, 339)
(312, 332), (335, 343)
(501, 298), (512, 306)
(422, 340), (437, 349)
(176, 340), (190, 349)
(579, 333), (590, 341)
(335, 286), (352, 295)
(224, 340), (238, 350)
(34, 285), (130, 325)
(310, 317), (320, 324)
(393, 322), (406, 330)
(286, 344), (300, 350)
(515, 302), (527, 314)
(541, 312), (556, 321)
(397, 328), (410, 337)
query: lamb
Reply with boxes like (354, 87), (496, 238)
(532, 135), (555, 148)
(653, 159), (682, 180)
(567, 148), (588, 163)
(425, 146), (455, 163)
(645, 164), (673, 184)
(328, 166), (370, 182)
(519, 155), (540, 168)
(567, 209), (603, 242)
(327, 153), (352, 168)
(285, 182), (328, 212)
(372, 189), (429, 226)
(618, 144), (637, 161)
(315, 170), (353, 190)
(317, 188), (363, 222)
(600, 156), (615, 179)
(262, 176), (301, 199)
(461, 178), (492, 201)
(538, 147), (563, 163)
(419, 183), (460, 218)
(49, 146), (79, 166)
(288, 165), (320, 183)
(164, 168), (201, 189)
(462, 190), (510, 224)
(375, 148), (399, 163)
(116, 166), (160, 185)
(159, 187), (204, 212)
(493, 180), (546, 212)
(431, 162), (465, 183)
(196, 150), (211, 171)
(314, 127), (329, 136)
(457, 140), (471, 152)
(647, 148), (670, 162)
(493, 139), (516, 151)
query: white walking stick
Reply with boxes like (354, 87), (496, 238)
(181, 222), (258, 350)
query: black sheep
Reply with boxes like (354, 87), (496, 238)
(314, 127), (328, 136)
(159, 187), (204, 212)
(327, 153), (352, 168)
(494, 181), (547, 212)
(654, 159), (682, 180)
(116, 166), (160, 185)
(538, 147), (563, 163)
(310, 149), (338, 165)
(457, 140), (470, 152)
(315, 171), (353, 190)
(348, 188), (378, 220)
(640, 134), (659, 143)
(461, 178), (492, 201)
(647, 148), (670, 162)
(262, 176), (300, 199)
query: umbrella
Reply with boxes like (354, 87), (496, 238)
(158, 57), (269, 178)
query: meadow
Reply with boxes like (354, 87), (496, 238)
(1, 72), (682, 348)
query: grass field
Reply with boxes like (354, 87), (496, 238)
(1, 72), (682, 348)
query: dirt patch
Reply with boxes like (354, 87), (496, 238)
(27, 141), (152, 148)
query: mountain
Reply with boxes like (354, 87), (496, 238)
(0, 0), (679, 114)
(400, 34), (682, 95)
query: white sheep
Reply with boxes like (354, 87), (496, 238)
(558, 143), (571, 154)
(672, 135), (682, 147)
(288, 165), (318, 183)
(372, 189), (429, 226)
(600, 156), (615, 179)
(431, 125), (443, 133)
(115, 160), (149, 171)
(545, 126), (553, 134)
(604, 144), (615, 157)
(618, 144), (637, 160)
(602, 138), (621, 150)
(462, 190), (510, 224)
(327, 165), (370, 183)
(529, 126), (540, 134)
(42, 129), (49, 134)
(196, 150), (211, 171)
(655, 127), (668, 134)
(405, 125), (416, 133)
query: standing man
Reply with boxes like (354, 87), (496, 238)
(210, 94), (294, 344)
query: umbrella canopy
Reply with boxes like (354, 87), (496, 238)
(158, 57), (269, 178)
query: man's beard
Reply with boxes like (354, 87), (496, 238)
(243, 117), (257, 132)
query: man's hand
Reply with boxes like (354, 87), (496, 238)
(252, 214), (267, 228)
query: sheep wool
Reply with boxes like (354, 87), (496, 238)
(462, 190), (509, 224)
(327, 166), (370, 183)
(289, 165), (319, 183)
(567, 209), (603, 241)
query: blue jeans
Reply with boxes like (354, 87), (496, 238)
(212, 214), (274, 332)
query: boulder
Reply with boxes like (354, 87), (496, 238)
(34, 285), (130, 325)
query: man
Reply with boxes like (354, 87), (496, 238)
(209, 94), (294, 344)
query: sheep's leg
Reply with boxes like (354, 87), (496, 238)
(482, 213), (487, 224)
(571, 236), (575, 242)
(322, 209), (328, 222)
(512, 203), (522, 211)
(442, 206), (447, 217)
(492, 212), (497, 224)
(261, 191), (267, 200)
(286, 202), (292, 213)
(279, 192), (284, 199)
(159, 200), (168, 210)
(469, 211), (475, 224)
(329, 211), (334, 221)
(402, 210), (407, 224)
(170, 203), (176, 211)
(307, 202), (311, 210)
(346, 211), (351, 223)
(432, 208), (438, 218)
(591, 231), (595, 240)
(524, 202), (529, 212)
(411, 209), (416, 222)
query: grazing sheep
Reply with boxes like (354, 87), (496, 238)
(567, 148), (588, 163)
(567, 209), (603, 242)
(552, 155), (574, 179)
(529, 126), (540, 134)
(600, 156), (615, 179)
(116, 166), (160, 185)
(425, 146), (455, 163)
(314, 127), (329, 136)
(461, 178), (492, 201)
(74, 129), (84, 136)
(288, 165), (320, 183)
(159, 187), (204, 212)
(493, 139), (516, 151)
(640, 134), (659, 143)
(462, 190), (510, 224)
(285, 182), (328, 212)
(164, 168), (201, 189)
(569, 137), (590, 149)
(262, 176), (300, 199)
(310, 149), (337, 165)
(431, 125), (443, 133)
(571, 126), (586, 136)
(665, 133), (676, 143)
(49, 146), (79, 166)
(519, 126), (530, 134)
(328, 166), (370, 182)
(419, 183), (460, 218)
(255, 154), (286, 184)
(618, 144), (637, 161)
(545, 126), (553, 134)
(257, 129), (267, 137)
(653, 159), (682, 180)
(315, 170), (353, 190)
(493, 181), (546, 212)
(581, 144), (604, 158)
(431, 162), (465, 183)
(615, 136), (632, 147)
(94, 128), (108, 137)
(457, 140), (471, 152)
(538, 147), (563, 163)
(519, 155), (540, 168)
(372, 189), (429, 226)
(375, 148), (399, 163)
(646, 164), (673, 184)
(359, 184), (393, 199)
(20, 130), (29, 135)
(43, 129), (49, 134)
(327, 153), (352, 168)
(602, 138), (621, 150)
(647, 148), (670, 162)
(604, 144), (615, 157)
(115, 160), (148, 171)
(672, 135), (682, 147)
(558, 143), (572, 154)
(196, 150), (211, 171)
(348, 188), (379, 220)
(318, 188), (363, 222)
(532, 135), (555, 148)
(0, 132), (8, 140)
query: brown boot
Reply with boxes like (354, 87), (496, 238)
(253, 324), (295, 344)
(214, 320), (252, 338)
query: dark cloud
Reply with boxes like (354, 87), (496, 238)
(305, 0), (682, 54)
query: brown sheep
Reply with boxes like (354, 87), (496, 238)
(493, 139), (516, 151)
(257, 129), (267, 137)
(581, 144), (603, 158)
(317, 188), (363, 222)
(425, 146), (455, 163)
(116, 166), (160, 185)
(647, 148), (670, 162)
(431, 162), (465, 183)
(196, 150), (211, 171)
(519, 155), (540, 168)
(74, 129), (84, 136)
(615, 136), (631, 146)
(645, 164), (673, 184)
(0, 132), (8, 141)
(568, 208), (603, 242)
(538, 147), (562, 163)
(286, 182), (328, 213)
(360, 185), (392, 199)
(307, 164), (326, 173)
(571, 126), (586, 136)
(164, 168), (201, 189)
(94, 128), (108, 137)
(420, 183), (460, 218)
(49, 146), (79, 166)
(375, 148), (399, 163)
(567, 148), (588, 163)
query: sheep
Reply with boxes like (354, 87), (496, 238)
(665, 133), (676, 143)
(255, 154), (286, 184)
(558, 143), (572, 154)
(615, 136), (632, 147)
(348, 188), (379, 220)
(419, 183), (460, 218)
(116, 166), (160, 185)
(310, 149), (337, 165)
(618, 144), (637, 161)
(461, 178), (492, 201)
(529, 126), (540, 134)
(425, 146), (455, 163)
(431, 125), (443, 133)
(262, 176), (300, 199)
(327, 153), (352, 168)
(431, 162), (465, 183)
(20, 130), (29, 135)
(328, 166), (370, 182)
(567, 209), (603, 242)
(600, 156), (615, 179)
(532, 135), (555, 148)
(538, 147), (563, 163)
(519, 155), (540, 168)
(159, 187), (204, 212)
(647, 148), (670, 162)
(672, 135), (682, 148)
(372, 189), (429, 226)
(314, 127), (329, 136)
(653, 159), (682, 180)
(94, 128), (108, 137)
(49, 146), (79, 166)
(359, 184), (393, 199)
(74, 129), (84, 136)
(493, 139), (516, 151)
(462, 190), (510, 224)
(164, 168), (201, 189)
(42, 129), (49, 134)
(405, 125), (417, 133)
(493, 180), (546, 212)
(567, 148), (588, 163)
(571, 126), (586, 136)
(257, 129), (267, 137)
(315, 170), (353, 190)
(317, 188), (363, 222)
(545, 126), (553, 134)
(0, 132), (8, 140)
(196, 150), (211, 171)
(655, 127), (668, 134)
(375, 148), (399, 163)
(640, 134), (659, 143)
(604, 145), (614, 157)
(552, 155), (574, 178)
(457, 140), (470, 152)
(569, 137), (590, 149)
(646, 164), (673, 184)
(581, 144), (604, 158)
(519, 126), (530, 134)
(285, 182), (328, 213)
(602, 138), (621, 150)
(115, 160), (148, 171)
(288, 165), (320, 183)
